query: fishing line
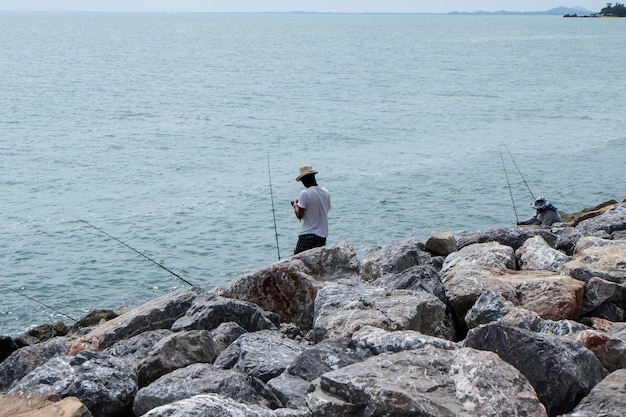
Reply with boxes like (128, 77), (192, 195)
(1, 283), (78, 322)
(267, 153), (281, 261)
(499, 147), (519, 223)
(78, 219), (195, 287)
(501, 142), (535, 200)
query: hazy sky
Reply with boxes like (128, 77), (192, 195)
(0, 1), (604, 13)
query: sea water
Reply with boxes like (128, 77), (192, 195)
(1, 12), (625, 336)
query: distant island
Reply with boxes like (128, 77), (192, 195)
(564, 2), (626, 17)
(448, 3), (626, 17)
(447, 7), (595, 16)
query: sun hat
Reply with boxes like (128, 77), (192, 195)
(531, 196), (548, 210)
(296, 165), (318, 182)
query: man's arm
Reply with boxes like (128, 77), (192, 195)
(291, 199), (305, 220)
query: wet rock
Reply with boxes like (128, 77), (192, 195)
(221, 260), (317, 330)
(559, 369), (626, 417)
(16, 321), (69, 346)
(66, 287), (201, 355)
(464, 322), (608, 416)
(516, 235), (573, 272)
(68, 309), (118, 335)
(214, 330), (303, 383)
(307, 344), (547, 417)
(137, 329), (219, 387)
(9, 350), (137, 417)
(133, 363), (281, 416)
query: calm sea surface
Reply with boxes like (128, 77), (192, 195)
(1, 12), (625, 336)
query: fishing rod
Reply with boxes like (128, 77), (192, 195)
(499, 147), (519, 223)
(1, 283), (78, 322)
(78, 219), (195, 287)
(267, 154), (281, 261)
(501, 142), (535, 200)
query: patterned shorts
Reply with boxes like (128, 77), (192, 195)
(294, 234), (326, 255)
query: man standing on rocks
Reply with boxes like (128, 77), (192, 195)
(517, 196), (563, 227)
(291, 165), (331, 255)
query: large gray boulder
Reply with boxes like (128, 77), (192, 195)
(351, 326), (457, 354)
(104, 329), (173, 372)
(9, 350), (137, 417)
(515, 235), (573, 272)
(133, 363), (281, 416)
(137, 329), (219, 387)
(214, 330), (303, 383)
(312, 280), (454, 342)
(579, 276), (625, 319)
(171, 292), (279, 332)
(266, 337), (372, 410)
(574, 203), (626, 237)
(284, 337), (371, 382)
(292, 241), (360, 281)
(66, 287), (201, 355)
(0, 337), (67, 393)
(558, 369), (626, 417)
(371, 264), (447, 303)
(441, 241), (517, 274)
(457, 227), (557, 252)
(307, 345), (547, 417)
(142, 393), (277, 417)
(561, 238), (626, 284)
(442, 265), (585, 323)
(360, 237), (436, 282)
(464, 322), (608, 416)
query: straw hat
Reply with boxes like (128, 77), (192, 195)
(296, 165), (318, 181)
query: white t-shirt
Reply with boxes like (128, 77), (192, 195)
(297, 186), (331, 237)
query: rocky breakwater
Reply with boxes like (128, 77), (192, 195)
(1, 200), (625, 417)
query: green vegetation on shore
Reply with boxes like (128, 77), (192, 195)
(601, 2), (626, 16)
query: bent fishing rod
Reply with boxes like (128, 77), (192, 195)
(1, 283), (78, 322)
(267, 153), (281, 261)
(499, 147), (519, 223)
(78, 219), (195, 287)
(500, 142), (535, 200)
